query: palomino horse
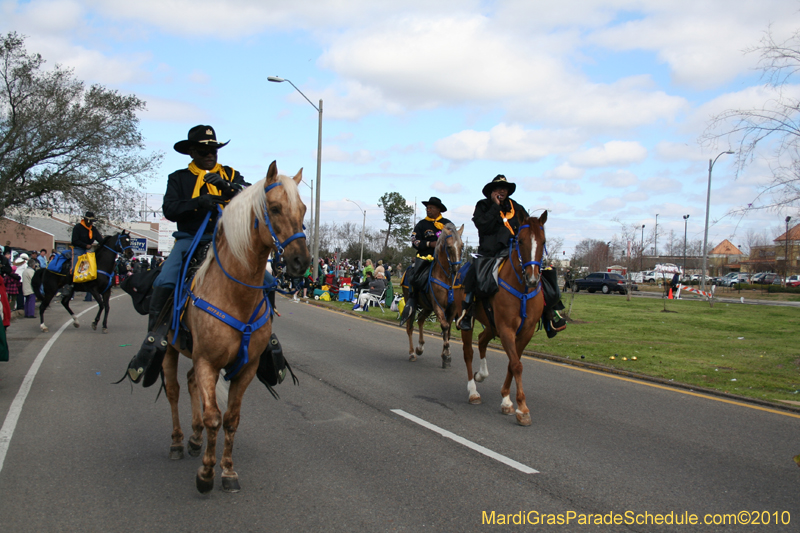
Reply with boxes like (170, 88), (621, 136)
(162, 161), (309, 493)
(403, 223), (466, 368)
(460, 212), (547, 426)
(32, 232), (133, 333)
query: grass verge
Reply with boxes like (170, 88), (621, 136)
(300, 293), (800, 406)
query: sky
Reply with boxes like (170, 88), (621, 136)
(3, 0), (800, 259)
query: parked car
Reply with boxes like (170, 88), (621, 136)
(573, 272), (638, 294)
(720, 272), (750, 287)
(786, 275), (800, 287)
(641, 270), (666, 283)
(752, 272), (780, 284)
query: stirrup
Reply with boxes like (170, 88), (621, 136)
(399, 299), (415, 326)
(457, 307), (473, 331)
(125, 327), (168, 387)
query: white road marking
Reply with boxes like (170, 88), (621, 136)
(390, 409), (539, 474)
(0, 298), (121, 473)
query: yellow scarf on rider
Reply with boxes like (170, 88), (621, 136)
(80, 221), (93, 240)
(500, 202), (515, 236)
(189, 162), (235, 199)
(424, 215), (445, 231)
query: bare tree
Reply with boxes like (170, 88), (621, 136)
(0, 32), (161, 220)
(702, 25), (800, 212)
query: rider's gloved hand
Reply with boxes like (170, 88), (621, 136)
(204, 172), (237, 198)
(197, 194), (225, 210)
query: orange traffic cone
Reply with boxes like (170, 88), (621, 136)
(668, 288), (673, 299)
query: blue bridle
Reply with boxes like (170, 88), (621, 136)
(95, 233), (133, 294)
(497, 224), (546, 335)
(177, 180), (307, 381)
(428, 231), (465, 311)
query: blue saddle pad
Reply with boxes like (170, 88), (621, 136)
(47, 253), (69, 273)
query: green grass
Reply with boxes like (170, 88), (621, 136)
(310, 294), (800, 405)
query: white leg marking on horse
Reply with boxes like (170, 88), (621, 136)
(467, 379), (478, 397)
(475, 359), (489, 382)
(39, 323), (48, 332)
(501, 395), (512, 409)
(516, 409), (524, 416)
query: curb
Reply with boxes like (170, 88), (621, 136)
(280, 294), (800, 415)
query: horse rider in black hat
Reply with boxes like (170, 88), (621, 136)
(72, 211), (104, 261)
(399, 196), (452, 326)
(126, 125), (248, 385)
(457, 175), (566, 336)
(61, 212), (104, 296)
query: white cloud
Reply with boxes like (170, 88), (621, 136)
(431, 181), (463, 194)
(596, 170), (639, 188)
(542, 163), (584, 181)
(139, 95), (209, 122)
(321, 145), (375, 164)
(434, 124), (582, 162)
(654, 141), (706, 162)
(570, 141), (648, 168)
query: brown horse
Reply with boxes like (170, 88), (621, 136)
(161, 161), (309, 493)
(460, 212), (547, 426)
(403, 223), (465, 368)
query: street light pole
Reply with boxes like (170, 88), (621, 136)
(701, 151), (734, 292)
(641, 224), (645, 271)
(300, 179), (313, 234)
(683, 215), (690, 278)
(268, 76), (323, 283)
(345, 199), (366, 268)
(654, 213), (658, 258)
(786, 215), (792, 285)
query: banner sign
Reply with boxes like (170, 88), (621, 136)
(130, 237), (147, 254)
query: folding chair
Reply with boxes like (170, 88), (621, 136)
(358, 288), (387, 313)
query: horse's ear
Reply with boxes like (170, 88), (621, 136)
(457, 224), (464, 237)
(293, 168), (303, 186)
(539, 210), (548, 225)
(266, 161), (278, 183)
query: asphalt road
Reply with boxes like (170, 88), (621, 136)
(0, 292), (798, 532)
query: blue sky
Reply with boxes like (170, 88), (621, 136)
(3, 0), (800, 257)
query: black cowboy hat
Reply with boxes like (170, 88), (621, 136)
(83, 211), (96, 221)
(174, 125), (230, 155)
(421, 196), (447, 212)
(482, 174), (516, 198)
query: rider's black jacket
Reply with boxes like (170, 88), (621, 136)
(162, 167), (248, 235)
(71, 222), (104, 249)
(472, 198), (528, 257)
(411, 216), (453, 254)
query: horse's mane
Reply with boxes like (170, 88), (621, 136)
(195, 174), (299, 287)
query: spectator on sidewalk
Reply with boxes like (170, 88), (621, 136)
(22, 258), (37, 318)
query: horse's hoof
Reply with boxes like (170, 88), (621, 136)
(516, 411), (532, 426)
(72, 321), (79, 328)
(169, 445), (184, 460)
(40, 324), (49, 333)
(469, 394), (482, 405)
(415, 347), (424, 356)
(221, 474), (241, 493)
(474, 372), (485, 383)
(501, 405), (515, 415)
(188, 439), (202, 457)
(102, 328), (108, 334)
(196, 471), (214, 494)
(442, 357), (451, 369)
(408, 354), (417, 362)
(91, 321), (97, 330)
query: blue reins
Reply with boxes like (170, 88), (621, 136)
(499, 224), (545, 334)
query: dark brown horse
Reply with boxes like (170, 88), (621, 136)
(402, 223), (465, 368)
(460, 213), (547, 426)
(161, 161), (309, 493)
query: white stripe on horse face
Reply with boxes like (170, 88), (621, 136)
(529, 233), (540, 281)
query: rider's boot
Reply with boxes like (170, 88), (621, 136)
(256, 333), (298, 399)
(544, 309), (567, 338)
(457, 292), (474, 331)
(126, 286), (173, 386)
(398, 290), (416, 327)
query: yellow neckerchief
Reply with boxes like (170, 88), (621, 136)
(424, 215), (445, 231)
(80, 220), (93, 240)
(189, 162), (235, 198)
(500, 201), (515, 235)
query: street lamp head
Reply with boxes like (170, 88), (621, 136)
(683, 214), (689, 220)
(267, 76), (285, 83)
(786, 215), (792, 223)
(642, 224), (645, 229)
(724, 151), (734, 155)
